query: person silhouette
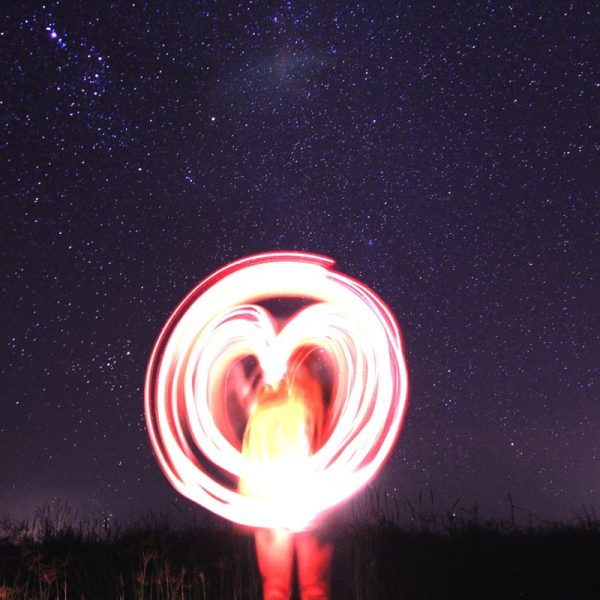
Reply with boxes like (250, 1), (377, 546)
(239, 363), (333, 600)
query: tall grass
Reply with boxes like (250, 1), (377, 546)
(1, 495), (598, 599)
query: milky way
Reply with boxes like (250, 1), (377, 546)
(1, 2), (598, 524)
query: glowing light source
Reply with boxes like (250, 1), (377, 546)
(145, 251), (409, 530)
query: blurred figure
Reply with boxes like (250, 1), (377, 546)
(240, 363), (333, 600)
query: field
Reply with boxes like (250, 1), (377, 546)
(1, 494), (598, 599)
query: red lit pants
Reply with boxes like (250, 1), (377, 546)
(255, 528), (333, 600)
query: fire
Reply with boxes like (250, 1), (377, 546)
(145, 251), (409, 530)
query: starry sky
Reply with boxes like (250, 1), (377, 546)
(1, 1), (598, 526)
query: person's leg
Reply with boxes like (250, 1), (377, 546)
(255, 528), (294, 600)
(295, 531), (333, 600)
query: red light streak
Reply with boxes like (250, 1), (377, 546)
(145, 251), (409, 530)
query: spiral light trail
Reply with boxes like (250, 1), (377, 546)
(145, 251), (409, 530)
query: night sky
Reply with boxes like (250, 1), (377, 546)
(2, 2), (598, 526)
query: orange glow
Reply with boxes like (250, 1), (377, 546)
(145, 251), (409, 530)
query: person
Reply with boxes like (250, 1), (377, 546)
(239, 363), (333, 600)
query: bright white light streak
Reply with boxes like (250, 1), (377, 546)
(145, 251), (409, 530)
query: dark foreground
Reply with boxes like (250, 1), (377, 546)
(0, 508), (598, 599)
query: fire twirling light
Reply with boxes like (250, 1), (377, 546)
(145, 251), (409, 530)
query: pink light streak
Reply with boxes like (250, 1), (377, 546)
(145, 251), (409, 530)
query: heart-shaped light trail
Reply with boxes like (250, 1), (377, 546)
(145, 251), (409, 530)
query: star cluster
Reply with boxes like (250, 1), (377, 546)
(1, 1), (598, 523)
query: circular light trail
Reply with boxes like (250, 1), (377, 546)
(145, 251), (409, 530)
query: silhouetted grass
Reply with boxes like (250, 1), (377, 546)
(0, 495), (598, 599)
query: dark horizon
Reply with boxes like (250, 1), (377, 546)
(1, 2), (598, 526)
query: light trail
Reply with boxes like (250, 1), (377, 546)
(145, 251), (409, 530)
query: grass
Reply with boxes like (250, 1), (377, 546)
(0, 494), (598, 599)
